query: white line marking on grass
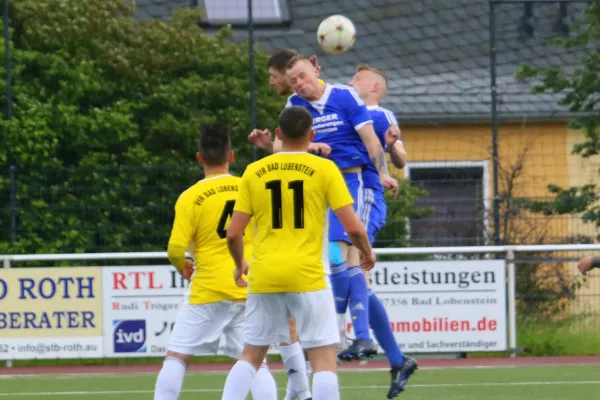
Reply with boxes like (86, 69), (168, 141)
(2, 381), (600, 396)
(3, 363), (594, 380)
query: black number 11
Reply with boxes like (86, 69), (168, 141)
(265, 180), (305, 229)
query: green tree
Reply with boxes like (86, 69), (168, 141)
(0, 0), (284, 256)
(0, 0), (425, 259)
(515, 3), (600, 237)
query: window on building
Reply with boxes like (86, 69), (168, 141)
(405, 161), (490, 248)
(198, 0), (290, 26)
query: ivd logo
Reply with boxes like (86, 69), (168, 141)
(113, 319), (147, 353)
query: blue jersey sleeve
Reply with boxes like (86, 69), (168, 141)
(341, 87), (373, 131)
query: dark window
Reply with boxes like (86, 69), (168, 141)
(197, 0), (290, 27)
(408, 164), (488, 247)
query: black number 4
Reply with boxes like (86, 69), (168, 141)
(216, 200), (236, 239)
(265, 180), (304, 229)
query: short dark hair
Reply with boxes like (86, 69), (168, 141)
(267, 49), (298, 72)
(198, 124), (231, 165)
(278, 107), (313, 142)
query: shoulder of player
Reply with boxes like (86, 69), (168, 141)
(374, 106), (398, 124)
(174, 183), (201, 206)
(330, 84), (364, 105)
(309, 155), (340, 174)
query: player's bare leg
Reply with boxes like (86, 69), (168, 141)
(337, 245), (377, 362)
(281, 319), (312, 400)
(305, 345), (340, 400)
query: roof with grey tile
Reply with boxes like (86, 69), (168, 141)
(135, 0), (590, 123)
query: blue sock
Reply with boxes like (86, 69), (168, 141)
(369, 290), (404, 366)
(329, 262), (349, 314)
(348, 266), (370, 342)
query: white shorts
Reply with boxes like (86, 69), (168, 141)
(168, 300), (245, 359)
(244, 289), (339, 349)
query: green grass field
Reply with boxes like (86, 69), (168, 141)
(1, 364), (599, 399)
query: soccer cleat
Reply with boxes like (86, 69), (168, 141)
(387, 357), (418, 399)
(337, 338), (378, 362)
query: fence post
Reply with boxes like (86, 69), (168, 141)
(488, 0), (501, 246)
(506, 248), (517, 358)
(3, 256), (12, 368)
(4, 0), (13, 121)
(248, 0), (258, 162)
(9, 166), (17, 243)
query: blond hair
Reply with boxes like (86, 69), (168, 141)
(356, 64), (388, 94)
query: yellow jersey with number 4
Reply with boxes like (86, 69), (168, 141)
(234, 152), (354, 294)
(168, 174), (253, 304)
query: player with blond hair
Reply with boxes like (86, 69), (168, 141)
(347, 64), (417, 398)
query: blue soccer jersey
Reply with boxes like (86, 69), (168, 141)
(361, 105), (401, 243)
(286, 83), (373, 244)
(286, 84), (373, 170)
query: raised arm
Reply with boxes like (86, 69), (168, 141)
(357, 123), (389, 174)
(385, 124), (407, 169)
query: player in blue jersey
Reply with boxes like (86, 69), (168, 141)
(347, 65), (417, 398)
(283, 55), (398, 362)
(251, 50), (409, 399)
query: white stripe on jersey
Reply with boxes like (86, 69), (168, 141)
(332, 84), (365, 106)
(376, 106), (399, 126)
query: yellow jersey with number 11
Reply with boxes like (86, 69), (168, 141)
(168, 174), (253, 305)
(234, 152), (354, 294)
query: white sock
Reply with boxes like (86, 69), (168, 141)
(305, 360), (312, 380)
(154, 357), (186, 400)
(284, 378), (296, 400)
(336, 314), (346, 331)
(280, 342), (311, 400)
(251, 362), (277, 400)
(221, 360), (256, 400)
(312, 371), (339, 400)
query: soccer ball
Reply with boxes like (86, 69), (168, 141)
(317, 15), (356, 55)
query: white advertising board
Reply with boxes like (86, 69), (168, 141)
(0, 267), (104, 360)
(345, 260), (507, 353)
(102, 266), (189, 357)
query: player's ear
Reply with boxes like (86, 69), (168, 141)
(372, 82), (381, 93)
(275, 128), (283, 140)
(196, 152), (203, 165)
(308, 129), (315, 142)
(228, 151), (234, 163)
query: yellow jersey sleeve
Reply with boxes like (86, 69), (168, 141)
(326, 161), (354, 211)
(168, 193), (194, 248)
(233, 167), (254, 215)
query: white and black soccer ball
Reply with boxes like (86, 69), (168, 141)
(317, 15), (356, 55)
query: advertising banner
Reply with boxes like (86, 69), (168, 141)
(102, 266), (189, 357)
(0, 267), (103, 360)
(345, 260), (507, 353)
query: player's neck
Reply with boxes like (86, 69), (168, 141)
(202, 165), (229, 177)
(365, 96), (379, 106)
(306, 81), (326, 101)
(280, 142), (309, 152)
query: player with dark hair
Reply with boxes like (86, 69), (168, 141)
(221, 106), (375, 400)
(255, 48), (322, 400)
(153, 125), (277, 400)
